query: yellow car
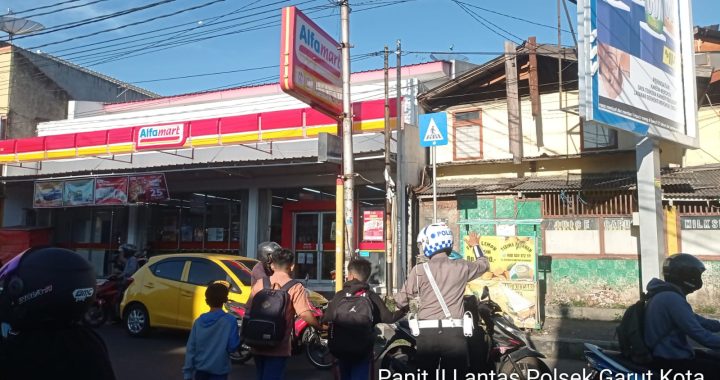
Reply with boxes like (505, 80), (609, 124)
(120, 253), (327, 337)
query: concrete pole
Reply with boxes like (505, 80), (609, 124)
(246, 187), (259, 258)
(384, 46), (394, 293)
(396, 40), (404, 291)
(340, 1), (354, 261)
(636, 137), (666, 291)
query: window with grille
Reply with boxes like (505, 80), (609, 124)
(453, 110), (482, 160)
(582, 120), (618, 150)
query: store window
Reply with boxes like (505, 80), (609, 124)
(582, 120), (618, 150)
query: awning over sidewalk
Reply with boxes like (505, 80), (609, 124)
(416, 165), (720, 201)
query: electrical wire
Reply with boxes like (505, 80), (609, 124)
(20, 0), (111, 20)
(10, 0), (84, 15)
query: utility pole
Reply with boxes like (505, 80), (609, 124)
(383, 46), (394, 294)
(396, 39), (404, 291)
(340, 0), (354, 262)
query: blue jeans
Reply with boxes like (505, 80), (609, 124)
(254, 355), (288, 380)
(337, 357), (372, 380)
(194, 371), (228, 380)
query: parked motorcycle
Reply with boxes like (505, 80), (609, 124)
(83, 276), (126, 327)
(378, 286), (550, 378)
(228, 294), (333, 370)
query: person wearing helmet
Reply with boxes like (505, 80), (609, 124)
(644, 253), (720, 377)
(0, 247), (117, 380)
(251, 241), (282, 286)
(394, 223), (489, 377)
(119, 243), (140, 279)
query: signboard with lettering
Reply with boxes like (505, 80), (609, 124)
(135, 123), (188, 150)
(680, 216), (720, 256)
(129, 174), (169, 203)
(543, 218), (601, 254)
(280, 6), (342, 119)
(577, 0), (697, 147)
(603, 217), (638, 255)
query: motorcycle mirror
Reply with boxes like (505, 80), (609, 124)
(481, 286), (490, 300)
(304, 273), (309, 285)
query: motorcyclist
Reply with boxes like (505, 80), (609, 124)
(119, 243), (140, 279)
(394, 223), (490, 377)
(0, 247), (117, 380)
(251, 241), (281, 286)
(645, 253), (720, 377)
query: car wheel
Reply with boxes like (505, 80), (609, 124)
(124, 303), (150, 337)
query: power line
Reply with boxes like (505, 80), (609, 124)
(130, 65), (278, 84)
(10, 0), (84, 15)
(455, 1), (573, 34)
(452, 0), (523, 44)
(21, 0), (110, 20)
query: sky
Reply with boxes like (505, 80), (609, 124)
(2, 0), (717, 96)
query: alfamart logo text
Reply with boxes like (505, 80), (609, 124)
(137, 124), (185, 148)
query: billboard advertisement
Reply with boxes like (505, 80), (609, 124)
(280, 6), (342, 119)
(63, 179), (95, 206)
(362, 210), (384, 242)
(578, 0), (697, 147)
(33, 181), (64, 208)
(95, 177), (128, 205)
(129, 174), (170, 203)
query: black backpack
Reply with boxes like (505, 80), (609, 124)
(616, 288), (678, 364)
(242, 278), (299, 348)
(328, 290), (375, 359)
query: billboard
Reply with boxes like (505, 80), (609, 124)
(63, 179), (95, 206)
(280, 6), (342, 119)
(129, 174), (169, 203)
(95, 177), (128, 205)
(578, 0), (698, 147)
(33, 181), (63, 208)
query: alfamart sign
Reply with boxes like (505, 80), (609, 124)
(280, 6), (342, 119)
(136, 123), (188, 150)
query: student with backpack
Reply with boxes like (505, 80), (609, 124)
(617, 253), (720, 378)
(243, 248), (322, 380)
(183, 282), (240, 380)
(323, 258), (404, 380)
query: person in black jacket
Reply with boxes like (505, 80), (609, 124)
(323, 258), (404, 380)
(0, 247), (116, 380)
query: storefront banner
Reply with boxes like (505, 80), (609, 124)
(95, 177), (128, 205)
(63, 179), (94, 206)
(362, 210), (384, 242)
(466, 280), (538, 329)
(135, 123), (188, 150)
(33, 181), (64, 208)
(463, 236), (538, 329)
(129, 174), (169, 203)
(463, 236), (536, 281)
(577, 0), (697, 147)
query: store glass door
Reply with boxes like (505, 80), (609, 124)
(293, 212), (336, 285)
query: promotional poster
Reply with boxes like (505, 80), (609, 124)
(63, 179), (95, 206)
(95, 177), (129, 205)
(33, 181), (64, 208)
(128, 174), (170, 203)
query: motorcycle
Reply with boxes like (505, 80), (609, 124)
(378, 286), (550, 379)
(583, 343), (653, 380)
(227, 293), (333, 370)
(83, 276), (126, 327)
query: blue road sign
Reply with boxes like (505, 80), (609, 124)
(419, 112), (448, 147)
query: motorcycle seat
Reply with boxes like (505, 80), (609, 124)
(601, 350), (652, 373)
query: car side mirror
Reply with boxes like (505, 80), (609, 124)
(481, 286), (490, 300)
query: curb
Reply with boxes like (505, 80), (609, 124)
(532, 336), (618, 360)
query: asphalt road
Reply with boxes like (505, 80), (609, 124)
(98, 325), (587, 380)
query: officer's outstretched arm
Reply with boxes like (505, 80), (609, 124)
(464, 231), (490, 281)
(393, 266), (418, 311)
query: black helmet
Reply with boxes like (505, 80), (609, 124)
(119, 243), (137, 258)
(663, 253), (705, 294)
(0, 247), (97, 329)
(257, 241), (281, 264)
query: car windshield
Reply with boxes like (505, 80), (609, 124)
(222, 260), (253, 286)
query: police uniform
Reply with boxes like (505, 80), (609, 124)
(394, 247), (489, 375)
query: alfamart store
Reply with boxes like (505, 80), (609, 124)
(0, 62), (451, 291)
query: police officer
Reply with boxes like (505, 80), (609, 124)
(395, 223), (489, 377)
(251, 241), (282, 286)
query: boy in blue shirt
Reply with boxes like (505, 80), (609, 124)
(183, 282), (240, 380)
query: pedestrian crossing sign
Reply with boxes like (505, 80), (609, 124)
(419, 112), (448, 147)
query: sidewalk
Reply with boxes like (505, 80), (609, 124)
(530, 317), (618, 360)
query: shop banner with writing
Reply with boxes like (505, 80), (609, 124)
(63, 179), (95, 206)
(129, 174), (169, 203)
(95, 177), (128, 205)
(34, 181), (64, 208)
(464, 236), (538, 328)
(362, 210), (384, 242)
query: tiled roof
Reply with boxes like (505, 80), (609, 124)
(417, 165), (720, 200)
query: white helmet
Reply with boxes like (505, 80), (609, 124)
(417, 223), (453, 257)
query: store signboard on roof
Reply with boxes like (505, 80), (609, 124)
(280, 6), (343, 119)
